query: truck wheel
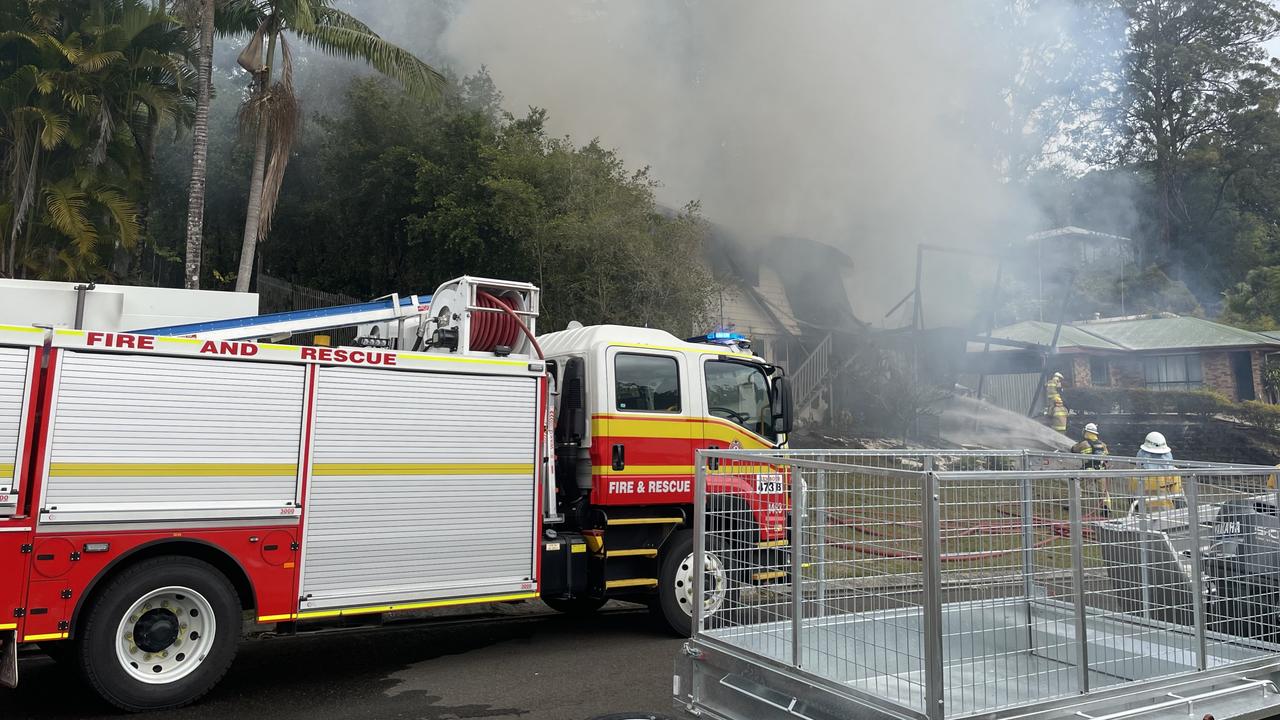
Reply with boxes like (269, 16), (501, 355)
(542, 596), (608, 615)
(76, 557), (240, 712)
(654, 529), (729, 637)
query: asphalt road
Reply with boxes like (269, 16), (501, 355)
(4, 604), (686, 720)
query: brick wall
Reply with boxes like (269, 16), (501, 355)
(1202, 352), (1233, 399)
(1070, 356), (1091, 387)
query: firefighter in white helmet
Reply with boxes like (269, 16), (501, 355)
(1045, 371), (1064, 413)
(1131, 431), (1183, 512)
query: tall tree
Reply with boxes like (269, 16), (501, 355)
(223, 0), (444, 292)
(1110, 0), (1280, 270)
(181, 0), (215, 289)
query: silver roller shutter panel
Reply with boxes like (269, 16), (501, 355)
(301, 366), (538, 609)
(0, 347), (29, 516)
(43, 351), (305, 524)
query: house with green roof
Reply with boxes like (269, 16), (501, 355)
(973, 314), (1280, 404)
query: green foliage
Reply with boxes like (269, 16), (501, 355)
(1222, 266), (1280, 330)
(223, 75), (716, 333)
(1062, 386), (1230, 416)
(1238, 400), (1280, 432)
(0, 0), (194, 280)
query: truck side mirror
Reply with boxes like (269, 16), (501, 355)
(556, 357), (587, 444)
(772, 375), (794, 435)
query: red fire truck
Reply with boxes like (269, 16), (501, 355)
(0, 276), (792, 711)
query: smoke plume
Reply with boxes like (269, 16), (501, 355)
(350, 1), (1122, 324)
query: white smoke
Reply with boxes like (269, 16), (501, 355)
(348, 1), (1122, 323)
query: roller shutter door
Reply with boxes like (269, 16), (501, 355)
(300, 366), (538, 609)
(42, 351), (305, 524)
(0, 347), (29, 516)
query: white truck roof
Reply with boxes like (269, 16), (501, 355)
(0, 279), (259, 331)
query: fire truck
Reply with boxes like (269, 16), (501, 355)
(0, 276), (793, 711)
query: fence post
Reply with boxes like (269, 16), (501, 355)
(815, 468), (827, 619)
(1021, 452), (1034, 601)
(922, 462), (945, 720)
(790, 468), (807, 669)
(1069, 476), (1090, 694)
(693, 453), (707, 636)
(1185, 474), (1207, 671)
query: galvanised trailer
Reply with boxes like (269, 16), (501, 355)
(674, 449), (1280, 720)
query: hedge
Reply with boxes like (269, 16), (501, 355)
(1238, 400), (1280, 432)
(1061, 387), (1231, 416)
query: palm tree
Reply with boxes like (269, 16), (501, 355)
(0, 0), (194, 279)
(221, 0), (445, 292)
(182, 0), (215, 289)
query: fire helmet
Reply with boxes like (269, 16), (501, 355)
(1141, 431), (1169, 454)
(1083, 422), (1099, 435)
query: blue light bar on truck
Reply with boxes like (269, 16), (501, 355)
(687, 331), (751, 349)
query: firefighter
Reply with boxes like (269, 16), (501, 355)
(1045, 372), (1064, 412)
(1051, 397), (1069, 433)
(1133, 431), (1182, 512)
(1071, 422), (1111, 514)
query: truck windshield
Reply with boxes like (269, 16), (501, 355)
(704, 359), (774, 441)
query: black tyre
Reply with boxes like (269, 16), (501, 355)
(77, 556), (240, 712)
(542, 595), (608, 615)
(654, 529), (732, 637)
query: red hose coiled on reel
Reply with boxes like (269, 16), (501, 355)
(470, 292), (523, 353)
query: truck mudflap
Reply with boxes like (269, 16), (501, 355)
(675, 639), (1280, 720)
(1, 630), (16, 689)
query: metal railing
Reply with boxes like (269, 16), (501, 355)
(692, 449), (1280, 720)
(790, 333), (832, 411)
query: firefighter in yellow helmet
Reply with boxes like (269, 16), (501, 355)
(1071, 422), (1111, 514)
(1051, 397), (1069, 433)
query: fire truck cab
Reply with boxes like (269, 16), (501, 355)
(539, 325), (792, 633)
(0, 276), (792, 711)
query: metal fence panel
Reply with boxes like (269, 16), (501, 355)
(688, 449), (1280, 720)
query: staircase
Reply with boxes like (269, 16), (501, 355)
(792, 333), (834, 414)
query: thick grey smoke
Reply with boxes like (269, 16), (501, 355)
(349, 1), (1121, 325)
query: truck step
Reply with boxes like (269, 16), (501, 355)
(605, 578), (659, 590)
(606, 516), (683, 527)
(607, 548), (658, 559)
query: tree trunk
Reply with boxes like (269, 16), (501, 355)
(184, 0), (214, 290)
(234, 28), (276, 293)
(235, 109), (270, 293)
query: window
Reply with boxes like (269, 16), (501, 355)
(1089, 357), (1111, 387)
(1143, 354), (1203, 391)
(704, 359), (774, 440)
(615, 354), (681, 413)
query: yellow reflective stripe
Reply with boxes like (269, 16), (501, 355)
(395, 351), (529, 367)
(570, 543), (587, 554)
(592, 415), (772, 448)
(257, 613), (296, 623)
(606, 517), (683, 526)
(24, 632), (68, 641)
(156, 337), (202, 345)
(0, 463), (14, 477)
(610, 342), (754, 359)
(591, 464), (692, 476)
(605, 578), (659, 589)
(0, 325), (43, 334)
(0, 623), (16, 631)
(294, 592), (536, 620)
(49, 463), (298, 477)
(607, 548), (658, 558)
(757, 540), (789, 549)
(312, 463), (533, 477)
(53, 329), (84, 337)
